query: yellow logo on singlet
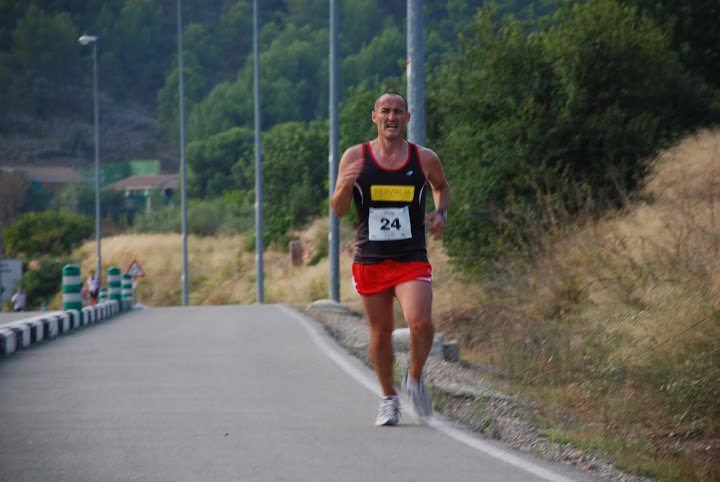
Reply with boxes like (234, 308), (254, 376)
(371, 185), (415, 202)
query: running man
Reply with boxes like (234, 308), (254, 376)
(331, 91), (450, 426)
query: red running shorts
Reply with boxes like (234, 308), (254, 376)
(352, 260), (433, 295)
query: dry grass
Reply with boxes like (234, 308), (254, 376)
(72, 216), (482, 314)
(439, 129), (720, 480)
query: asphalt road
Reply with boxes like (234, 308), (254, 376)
(0, 304), (589, 482)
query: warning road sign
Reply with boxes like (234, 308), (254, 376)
(127, 259), (145, 278)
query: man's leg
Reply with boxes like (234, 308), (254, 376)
(361, 288), (397, 396)
(394, 281), (434, 381)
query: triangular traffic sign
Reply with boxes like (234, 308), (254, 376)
(127, 259), (145, 278)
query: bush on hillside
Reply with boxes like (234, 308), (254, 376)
(18, 257), (75, 310)
(431, 0), (720, 271)
(4, 210), (93, 258)
(131, 197), (256, 237)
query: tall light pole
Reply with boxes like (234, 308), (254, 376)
(177, 0), (189, 306)
(407, 0), (426, 146)
(78, 34), (102, 281)
(328, 0), (340, 302)
(253, 0), (264, 303)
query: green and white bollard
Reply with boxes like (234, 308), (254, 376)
(121, 273), (132, 308)
(62, 264), (83, 321)
(107, 267), (122, 309)
(99, 286), (107, 302)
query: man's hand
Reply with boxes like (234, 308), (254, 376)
(424, 210), (446, 238)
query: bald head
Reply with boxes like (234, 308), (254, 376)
(374, 92), (408, 113)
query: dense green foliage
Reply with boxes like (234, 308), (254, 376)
(52, 183), (140, 230)
(624, 0), (720, 89)
(18, 257), (75, 310)
(186, 127), (255, 198)
(262, 119), (330, 227)
(430, 0), (719, 269)
(4, 211), (93, 258)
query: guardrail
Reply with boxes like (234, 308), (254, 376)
(0, 298), (133, 358)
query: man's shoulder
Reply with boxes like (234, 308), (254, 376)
(340, 143), (367, 164)
(344, 143), (366, 154)
(414, 145), (441, 167)
(413, 143), (437, 157)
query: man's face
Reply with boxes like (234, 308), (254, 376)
(372, 94), (410, 139)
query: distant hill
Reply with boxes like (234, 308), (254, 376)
(0, 85), (176, 173)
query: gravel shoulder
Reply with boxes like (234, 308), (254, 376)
(304, 300), (656, 482)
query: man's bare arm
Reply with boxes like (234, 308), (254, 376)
(331, 144), (364, 217)
(420, 147), (450, 238)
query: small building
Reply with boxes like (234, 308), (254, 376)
(0, 166), (84, 194)
(105, 174), (178, 212)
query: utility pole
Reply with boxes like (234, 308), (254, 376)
(78, 35), (102, 283)
(178, 0), (189, 306)
(253, 0), (264, 303)
(328, 0), (340, 302)
(407, 0), (426, 146)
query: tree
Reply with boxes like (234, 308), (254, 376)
(4, 211), (93, 258)
(11, 4), (81, 115)
(430, 1), (719, 270)
(103, 0), (171, 103)
(20, 256), (75, 311)
(625, 0), (720, 88)
(261, 120), (329, 228)
(186, 126), (255, 198)
(53, 183), (138, 227)
(157, 59), (207, 142)
(340, 27), (405, 94)
(187, 22), (329, 140)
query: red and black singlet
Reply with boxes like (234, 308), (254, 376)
(352, 142), (429, 264)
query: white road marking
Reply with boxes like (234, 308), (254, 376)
(279, 304), (578, 482)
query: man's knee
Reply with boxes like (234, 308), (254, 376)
(370, 324), (394, 340)
(408, 316), (434, 337)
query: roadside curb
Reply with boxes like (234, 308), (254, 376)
(0, 299), (133, 358)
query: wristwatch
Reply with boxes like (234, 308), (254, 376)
(435, 209), (447, 223)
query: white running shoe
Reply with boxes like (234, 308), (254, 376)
(404, 369), (433, 418)
(375, 396), (401, 426)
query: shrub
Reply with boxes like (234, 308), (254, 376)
(4, 210), (93, 258)
(20, 257), (75, 310)
(431, 0), (720, 270)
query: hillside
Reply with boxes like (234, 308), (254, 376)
(0, 87), (176, 171)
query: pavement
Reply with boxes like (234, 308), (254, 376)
(0, 304), (593, 482)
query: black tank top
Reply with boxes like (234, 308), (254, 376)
(353, 142), (429, 264)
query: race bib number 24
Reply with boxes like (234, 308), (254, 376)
(368, 207), (412, 241)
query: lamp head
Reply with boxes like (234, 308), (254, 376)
(78, 35), (98, 45)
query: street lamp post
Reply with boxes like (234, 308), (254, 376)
(328, 0), (340, 301)
(78, 34), (102, 282)
(177, 0), (189, 306)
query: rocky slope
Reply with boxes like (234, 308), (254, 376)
(0, 88), (175, 171)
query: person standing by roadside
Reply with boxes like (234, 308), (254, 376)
(330, 92), (450, 426)
(11, 286), (27, 312)
(86, 270), (100, 306)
